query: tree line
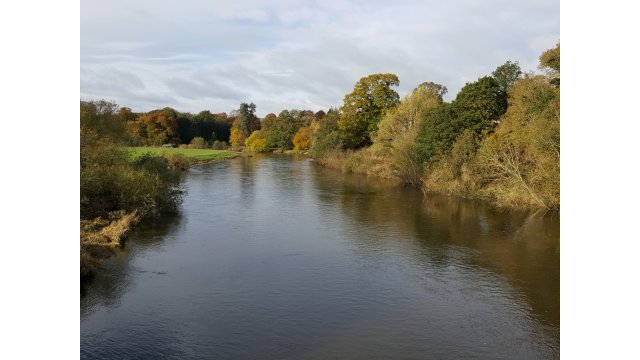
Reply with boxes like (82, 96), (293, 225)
(82, 42), (559, 210)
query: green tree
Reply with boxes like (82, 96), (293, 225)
(416, 76), (507, 164)
(80, 100), (127, 143)
(338, 73), (400, 148)
(415, 104), (459, 163)
(234, 102), (261, 135)
(230, 102), (261, 147)
(453, 76), (507, 134)
(265, 110), (304, 149)
(492, 60), (522, 93)
(310, 109), (342, 157)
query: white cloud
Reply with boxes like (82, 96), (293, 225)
(81, 0), (559, 116)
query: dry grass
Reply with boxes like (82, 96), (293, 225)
(80, 211), (141, 280)
(316, 148), (398, 182)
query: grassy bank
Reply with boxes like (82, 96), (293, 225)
(126, 147), (238, 163)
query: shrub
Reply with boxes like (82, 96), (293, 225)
(211, 140), (227, 150)
(189, 136), (207, 149)
(167, 154), (189, 171)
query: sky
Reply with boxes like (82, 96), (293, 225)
(81, 0), (559, 117)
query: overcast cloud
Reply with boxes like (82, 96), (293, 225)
(81, 0), (559, 116)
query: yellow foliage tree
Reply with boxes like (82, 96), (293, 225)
(229, 128), (247, 149)
(244, 130), (269, 152)
(292, 127), (312, 151)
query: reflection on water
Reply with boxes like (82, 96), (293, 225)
(81, 155), (559, 359)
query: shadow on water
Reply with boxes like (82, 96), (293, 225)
(80, 214), (183, 316)
(311, 164), (559, 328)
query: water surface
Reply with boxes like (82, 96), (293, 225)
(81, 155), (559, 359)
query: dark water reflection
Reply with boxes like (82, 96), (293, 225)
(81, 155), (559, 359)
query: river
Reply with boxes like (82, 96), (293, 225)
(81, 154), (560, 359)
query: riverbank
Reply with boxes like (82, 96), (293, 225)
(313, 148), (558, 211)
(81, 147), (238, 282)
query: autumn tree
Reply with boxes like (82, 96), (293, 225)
(262, 113), (277, 131)
(127, 108), (180, 146)
(292, 127), (313, 151)
(374, 84), (445, 184)
(475, 74), (560, 208)
(376, 83), (445, 146)
(338, 73), (400, 148)
(244, 130), (269, 152)
(230, 102), (260, 148)
(539, 43), (560, 73)
(415, 82), (448, 100)
(539, 43), (560, 86)
(229, 128), (247, 149)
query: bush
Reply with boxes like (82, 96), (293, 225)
(167, 154), (189, 171)
(189, 136), (207, 149)
(211, 140), (227, 150)
(81, 131), (182, 219)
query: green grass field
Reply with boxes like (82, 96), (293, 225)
(126, 147), (238, 162)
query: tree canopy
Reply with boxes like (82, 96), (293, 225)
(492, 60), (522, 93)
(338, 73), (400, 148)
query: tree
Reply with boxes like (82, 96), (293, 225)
(376, 82), (445, 146)
(539, 43), (560, 87)
(492, 60), (522, 93)
(80, 100), (127, 143)
(338, 73), (400, 148)
(292, 127), (313, 151)
(415, 76), (507, 164)
(310, 109), (342, 157)
(229, 128), (247, 149)
(262, 113), (277, 131)
(234, 102), (261, 135)
(129, 108), (180, 146)
(415, 81), (448, 100)
(244, 130), (269, 152)
(453, 76), (507, 134)
(230, 102), (260, 147)
(264, 110), (304, 149)
(415, 104), (459, 163)
(539, 43), (560, 73)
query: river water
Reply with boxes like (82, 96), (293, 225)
(81, 155), (560, 359)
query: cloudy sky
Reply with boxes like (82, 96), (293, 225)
(81, 0), (559, 117)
